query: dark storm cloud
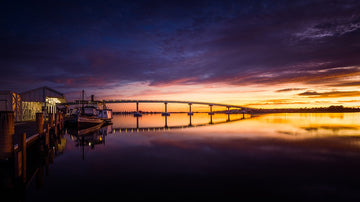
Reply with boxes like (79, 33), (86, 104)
(1, 0), (360, 98)
(298, 90), (360, 98)
(275, 88), (307, 92)
(328, 81), (360, 87)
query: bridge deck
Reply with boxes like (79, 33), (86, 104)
(60, 99), (253, 110)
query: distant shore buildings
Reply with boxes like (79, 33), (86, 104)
(0, 86), (66, 121)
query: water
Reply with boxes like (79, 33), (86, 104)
(21, 113), (360, 201)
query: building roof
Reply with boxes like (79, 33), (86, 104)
(20, 86), (66, 102)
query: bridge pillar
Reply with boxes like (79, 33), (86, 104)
(188, 103), (193, 116)
(226, 106), (230, 114)
(162, 102), (170, 116)
(208, 104), (214, 115)
(226, 106), (231, 121)
(134, 101), (142, 117)
(136, 117), (139, 129)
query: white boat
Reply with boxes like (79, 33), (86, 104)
(66, 90), (107, 128)
(68, 107), (104, 129)
(98, 103), (113, 123)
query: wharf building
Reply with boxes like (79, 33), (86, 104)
(0, 86), (66, 121)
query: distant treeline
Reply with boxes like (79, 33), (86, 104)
(252, 105), (360, 113)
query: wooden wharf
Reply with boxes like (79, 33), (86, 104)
(0, 111), (65, 198)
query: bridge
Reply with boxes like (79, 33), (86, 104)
(61, 99), (254, 117)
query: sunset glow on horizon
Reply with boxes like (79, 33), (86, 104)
(2, 1), (360, 109)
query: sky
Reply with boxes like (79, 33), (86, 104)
(1, 0), (360, 109)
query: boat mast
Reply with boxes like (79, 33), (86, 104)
(82, 90), (85, 114)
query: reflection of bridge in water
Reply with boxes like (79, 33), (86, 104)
(112, 114), (251, 133)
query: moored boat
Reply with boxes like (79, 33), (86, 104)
(66, 90), (106, 128)
(67, 108), (104, 129)
(98, 103), (113, 123)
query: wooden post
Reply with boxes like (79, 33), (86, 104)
(45, 124), (50, 148)
(59, 113), (63, 130)
(36, 113), (44, 134)
(0, 111), (14, 160)
(20, 132), (27, 182)
(55, 113), (59, 126)
(55, 113), (59, 135)
(49, 113), (54, 127)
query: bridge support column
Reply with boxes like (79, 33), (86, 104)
(208, 105), (214, 115)
(188, 103), (193, 116)
(226, 106), (231, 122)
(162, 102), (170, 116)
(134, 101), (142, 117)
(136, 117), (139, 129)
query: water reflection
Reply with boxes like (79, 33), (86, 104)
(111, 113), (249, 131)
(9, 113), (360, 201)
(67, 124), (112, 159)
(113, 114), (251, 133)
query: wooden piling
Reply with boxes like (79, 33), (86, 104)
(55, 113), (59, 134)
(45, 124), (50, 148)
(20, 132), (27, 182)
(55, 113), (59, 125)
(49, 113), (54, 127)
(59, 113), (63, 130)
(0, 111), (15, 159)
(36, 113), (44, 135)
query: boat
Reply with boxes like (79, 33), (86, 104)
(66, 90), (106, 128)
(98, 102), (113, 123)
(67, 107), (104, 129)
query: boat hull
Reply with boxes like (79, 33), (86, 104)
(66, 114), (104, 129)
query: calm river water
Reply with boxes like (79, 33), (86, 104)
(24, 113), (360, 201)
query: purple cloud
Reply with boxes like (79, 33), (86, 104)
(1, 0), (360, 100)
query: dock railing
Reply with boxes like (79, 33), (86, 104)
(0, 111), (65, 186)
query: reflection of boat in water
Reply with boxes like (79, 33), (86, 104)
(67, 122), (105, 136)
(68, 124), (112, 155)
